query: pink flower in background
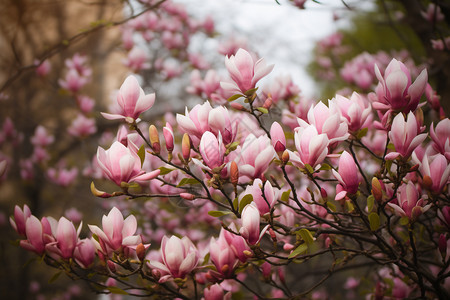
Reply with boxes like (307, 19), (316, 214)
(288, 125), (329, 170)
(221, 48), (274, 95)
(385, 112), (427, 160)
(58, 69), (89, 94)
(47, 167), (78, 187)
(204, 283), (231, 300)
(123, 47), (151, 72)
(421, 3), (444, 23)
(31, 125), (54, 147)
(332, 151), (360, 200)
(388, 181), (431, 220)
(67, 114), (97, 137)
(239, 203), (269, 245)
(35, 59), (51, 77)
(65, 53), (92, 78)
(371, 58), (428, 114)
(88, 207), (144, 255)
(149, 235), (199, 282)
(101, 75), (155, 123)
(96, 141), (160, 186)
(263, 74), (300, 103)
(76, 95), (95, 114)
(420, 154), (450, 194)
(234, 134), (275, 180)
(10, 204), (31, 236)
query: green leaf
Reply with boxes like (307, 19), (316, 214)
(137, 145), (146, 167)
(256, 107), (268, 114)
(369, 212), (380, 231)
(367, 195), (375, 212)
(48, 271), (62, 284)
(227, 94), (242, 102)
(319, 163), (332, 171)
(176, 177), (200, 187)
(298, 228), (314, 245)
(399, 217), (410, 226)
(326, 201), (337, 212)
(346, 200), (355, 212)
(304, 163), (314, 174)
(202, 252), (210, 265)
(356, 127), (368, 139)
(244, 87), (258, 96)
(288, 243), (308, 258)
(107, 286), (129, 295)
(239, 194), (253, 213)
(233, 197), (239, 211)
(281, 189), (291, 202)
(158, 166), (175, 175)
(227, 142), (240, 153)
(208, 210), (233, 217)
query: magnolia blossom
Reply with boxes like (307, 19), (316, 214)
(67, 114), (97, 137)
(430, 118), (450, 159)
(371, 58), (428, 115)
(88, 207), (145, 256)
(297, 101), (349, 148)
(101, 75), (155, 123)
(58, 69), (89, 93)
(10, 204), (31, 236)
(420, 154), (450, 194)
(241, 179), (279, 215)
(385, 112), (427, 160)
(270, 121), (286, 154)
(221, 48), (274, 96)
(332, 151), (360, 200)
(234, 134), (275, 180)
(209, 229), (239, 278)
(31, 125), (54, 147)
(222, 223), (250, 263)
(45, 217), (81, 259)
(149, 235), (199, 282)
(96, 141), (160, 186)
(239, 203), (269, 245)
(123, 47), (151, 72)
(331, 93), (372, 133)
(194, 131), (226, 172)
(388, 181), (431, 220)
(19, 215), (51, 255)
(288, 125), (329, 170)
(204, 284), (231, 300)
(73, 238), (96, 268)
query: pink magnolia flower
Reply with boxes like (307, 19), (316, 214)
(371, 58), (428, 115)
(421, 3), (445, 23)
(385, 112), (427, 160)
(96, 141), (160, 186)
(270, 121), (286, 154)
(101, 75), (155, 123)
(47, 167), (78, 187)
(297, 101), (349, 148)
(288, 125), (329, 170)
(67, 114), (97, 137)
(19, 215), (48, 255)
(10, 204), (32, 236)
(58, 69), (89, 94)
(88, 207), (144, 255)
(204, 283), (231, 300)
(420, 154), (450, 194)
(388, 181), (431, 220)
(221, 48), (274, 96)
(234, 134), (275, 180)
(76, 95), (95, 114)
(222, 223), (251, 263)
(194, 131), (226, 172)
(239, 203), (269, 245)
(45, 217), (80, 259)
(149, 235), (199, 282)
(330, 93), (372, 133)
(162, 122), (174, 152)
(123, 47), (151, 72)
(209, 229), (239, 278)
(263, 74), (300, 103)
(430, 118), (450, 159)
(241, 179), (279, 215)
(73, 238), (96, 268)
(35, 59), (51, 77)
(31, 125), (54, 147)
(332, 151), (360, 200)
(65, 53), (92, 78)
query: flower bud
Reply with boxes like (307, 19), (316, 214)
(439, 234), (447, 257)
(371, 177), (382, 203)
(136, 243), (146, 261)
(243, 250), (253, 258)
(230, 102), (245, 111)
(320, 187), (328, 199)
(283, 243), (294, 251)
(270, 121), (286, 156)
(263, 97), (273, 109)
(230, 161), (239, 186)
(281, 150), (290, 164)
(422, 175), (433, 190)
(163, 122), (174, 152)
(180, 193), (196, 201)
(90, 182), (111, 198)
(149, 125), (160, 154)
(182, 133), (191, 161)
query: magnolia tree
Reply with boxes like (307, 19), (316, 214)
(3, 0), (450, 299)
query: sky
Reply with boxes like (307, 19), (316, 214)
(182, 0), (360, 98)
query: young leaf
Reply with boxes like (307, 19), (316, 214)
(176, 177), (200, 187)
(158, 166), (175, 175)
(208, 210), (232, 217)
(288, 243), (308, 259)
(298, 228), (314, 245)
(239, 194), (253, 213)
(369, 212), (380, 231)
(137, 145), (146, 167)
(227, 94), (242, 102)
(256, 107), (268, 114)
(281, 189), (291, 202)
(367, 195), (375, 212)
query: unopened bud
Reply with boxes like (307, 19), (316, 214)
(243, 250), (253, 258)
(136, 243), (146, 261)
(230, 102), (244, 111)
(281, 150), (290, 163)
(107, 260), (116, 272)
(149, 125), (160, 154)
(320, 187), (328, 199)
(163, 122), (174, 152)
(230, 161), (239, 186)
(439, 234), (447, 257)
(152, 269), (161, 280)
(263, 95), (273, 109)
(90, 182), (111, 198)
(182, 133), (191, 161)
(180, 192), (196, 201)
(269, 228), (277, 242)
(422, 175), (433, 190)
(221, 264), (229, 275)
(283, 243), (294, 251)
(415, 108), (424, 128)
(371, 177), (382, 203)
(409, 164), (420, 172)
